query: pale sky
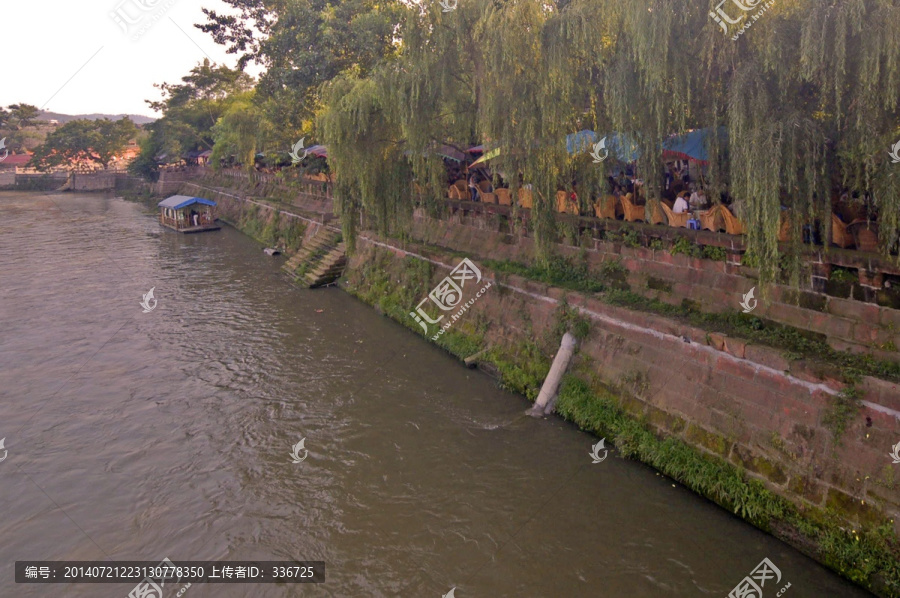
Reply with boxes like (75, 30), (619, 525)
(2, 0), (262, 119)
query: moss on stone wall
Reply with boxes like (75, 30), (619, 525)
(553, 375), (900, 597)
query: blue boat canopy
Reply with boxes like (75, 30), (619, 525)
(158, 195), (217, 210)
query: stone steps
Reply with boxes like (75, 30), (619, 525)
(283, 229), (346, 288)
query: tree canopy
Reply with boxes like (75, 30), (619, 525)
(30, 118), (139, 170)
(138, 0), (900, 279)
(314, 0), (900, 280)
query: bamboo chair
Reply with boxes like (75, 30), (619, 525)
(518, 188), (534, 209)
(831, 213), (854, 249)
(699, 207), (721, 232)
(661, 202), (689, 228)
(594, 196), (617, 219)
(452, 179), (468, 197)
(481, 192), (497, 204)
(478, 180), (494, 194)
(719, 205), (745, 235)
(848, 220), (879, 252)
(645, 199), (666, 225)
(495, 188), (513, 206)
(621, 193), (645, 222)
(448, 186), (460, 200)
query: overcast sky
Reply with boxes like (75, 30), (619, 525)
(2, 0), (261, 118)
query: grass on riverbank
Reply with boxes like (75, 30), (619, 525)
(485, 256), (900, 384)
(554, 374), (900, 597)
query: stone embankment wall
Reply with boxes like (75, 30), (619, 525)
(410, 212), (900, 363)
(176, 181), (334, 252)
(345, 234), (900, 594)
(351, 233), (900, 527)
(402, 210), (900, 517)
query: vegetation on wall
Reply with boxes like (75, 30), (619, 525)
(554, 374), (900, 596)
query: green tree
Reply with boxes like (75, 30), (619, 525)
(199, 0), (404, 147)
(145, 59), (254, 160)
(7, 104), (40, 130)
(210, 90), (270, 172)
(29, 118), (138, 170)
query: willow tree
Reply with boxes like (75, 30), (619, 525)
(210, 91), (271, 172)
(313, 0), (900, 276)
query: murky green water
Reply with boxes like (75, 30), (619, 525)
(0, 192), (871, 597)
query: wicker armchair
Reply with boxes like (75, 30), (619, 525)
(478, 180), (494, 194)
(847, 220), (878, 252)
(495, 188), (513, 206)
(719, 205), (745, 235)
(831, 213), (854, 249)
(699, 207), (721, 232)
(556, 190), (568, 213)
(556, 190), (578, 214)
(620, 193), (645, 222)
(594, 196), (617, 219)
(449, 180), (469, 200)
(661, 202), (689, 228)
(481, 192), (497, 204)
(518, 188), (534, 209)
(646, 199), (666, 225)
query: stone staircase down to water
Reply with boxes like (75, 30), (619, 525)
(283, 228), (347, 288)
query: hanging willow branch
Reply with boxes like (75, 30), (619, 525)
(316, 0), (900, 274)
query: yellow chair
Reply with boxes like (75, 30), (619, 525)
(660, 202), (689, 228)
(518, 188), (534, 209)
(699, 207), (721, 232)
(621, 193), (645, 222)
(831, 214), (854, 248)
(646, 199), (666, 225)
(719, 205), (745, 235)
(495, 188), (513, 206)
(594, 196), (617, 219)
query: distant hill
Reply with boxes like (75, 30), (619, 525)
(38, 111), (156, 125)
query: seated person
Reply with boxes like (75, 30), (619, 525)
(674, 191), (690, 214)
(689, 187), (707, 209)
(468, 174), (480, 201)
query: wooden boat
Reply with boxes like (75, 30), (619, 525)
(158, 196), (220, 233)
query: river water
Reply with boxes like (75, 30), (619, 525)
(0, 192), (870, 598)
